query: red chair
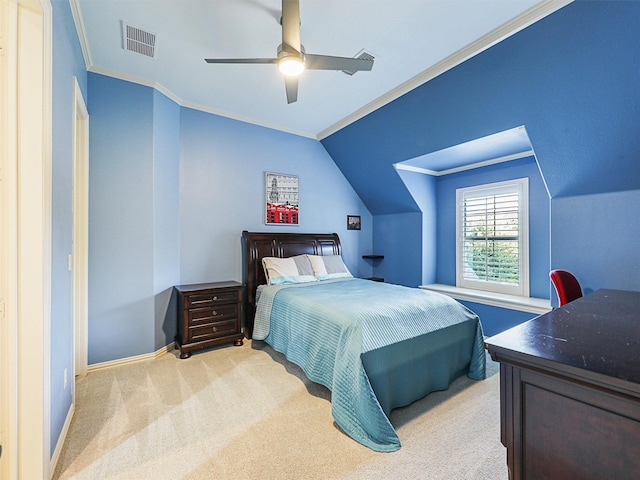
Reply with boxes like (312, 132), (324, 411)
(549, 269), (583, 306)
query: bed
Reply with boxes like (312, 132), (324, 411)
(242, 231), (486, 452)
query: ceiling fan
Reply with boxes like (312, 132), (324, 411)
(204, 0), (374, 104)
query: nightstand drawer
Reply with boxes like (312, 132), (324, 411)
(188, 319), (238, 342)
(188, 304), (238, 325)
(187, 290), (238, 308)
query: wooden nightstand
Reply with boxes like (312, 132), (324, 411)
(174, 281), (244, 359)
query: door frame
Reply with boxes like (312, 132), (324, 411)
(72, 76), (89, 380)
(1, 0), (52, 478)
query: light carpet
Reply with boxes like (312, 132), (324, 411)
(53, 340), (506, 480)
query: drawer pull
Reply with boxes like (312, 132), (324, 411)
(212, 310), (217, 316)
(212, 296), (218, 301)
(212, 326), (217, 333)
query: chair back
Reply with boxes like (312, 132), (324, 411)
(549, 269), (583, 306)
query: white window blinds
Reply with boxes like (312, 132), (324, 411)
(456, 179), (529, 296)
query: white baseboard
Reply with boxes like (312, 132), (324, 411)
(49, 402), (75, 479)
(87, 342), (175, 373)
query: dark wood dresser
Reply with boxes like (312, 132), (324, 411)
(175, 281), (244, 359)
(485, 289), (640, 480)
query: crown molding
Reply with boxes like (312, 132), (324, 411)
(178, 99), (317, 139)
(317, 0), (573, 140)
(69, 0), (572, 141)
(86, 66), (318, 138)
(70, 0), (316, 138)
(69, 0), (91, 70)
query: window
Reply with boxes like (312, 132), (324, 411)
(456, 178), (529, 296)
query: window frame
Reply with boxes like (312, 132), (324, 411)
(455, 178), (529, 297)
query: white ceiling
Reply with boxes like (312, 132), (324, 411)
(72, 0), (568, 139)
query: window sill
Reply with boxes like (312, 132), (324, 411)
(419, 284), (551, 315)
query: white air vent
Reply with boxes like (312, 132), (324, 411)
(122, 22), (157, 58)
(342, 50), (375, 76)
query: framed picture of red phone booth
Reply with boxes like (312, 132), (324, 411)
(265, 172), (299, 225)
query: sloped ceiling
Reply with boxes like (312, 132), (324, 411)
(396, 126), (534, 176)
(322, 1), (640, 215)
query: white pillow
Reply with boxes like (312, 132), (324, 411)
(262, 256), (317, 285)
(307, 255), (353, 281)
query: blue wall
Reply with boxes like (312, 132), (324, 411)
(50, 0), (87, 457)
(435, 157), (550, 334)
(179, 108), (373, 286)
(396, 169), (437, 286)
(88, 74), (157, 362)
(372, 212), (423, 286)
(87, 75), (373, 365)
(152, 91), (181, 350)
(459, 301), (537, 337)
(397, 157), (550, 334)
(435, 156), (550, 298)
(322, 1), (640, 295)
(88, 79), (184, 361)
(551, 190), (640, 297)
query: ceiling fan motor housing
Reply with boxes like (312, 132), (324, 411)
(277, 43), (305, 76)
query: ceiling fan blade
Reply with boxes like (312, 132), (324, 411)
(305, 54), (374, 72)
(205, 58), (277, 64)
(281, 0), (301, 51)
(284, 75), (298, 104)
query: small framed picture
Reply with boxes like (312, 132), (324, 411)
(347, 215), (361, 230)
(265, 172), (299, 225)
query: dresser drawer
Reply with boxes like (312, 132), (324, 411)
(187, 290), (238, 308)
(188, 319), (238, 343)
(188, 304), (237, 325)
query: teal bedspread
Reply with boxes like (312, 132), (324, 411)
(253, 278), (486, 452)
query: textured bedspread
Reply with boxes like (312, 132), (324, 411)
(253, 278), (486, 452)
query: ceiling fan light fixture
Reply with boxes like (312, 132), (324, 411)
(204, 0), (375, 103)
(278, 55), (305, 76)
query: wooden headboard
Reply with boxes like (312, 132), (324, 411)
(241, 230), (341, 339)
